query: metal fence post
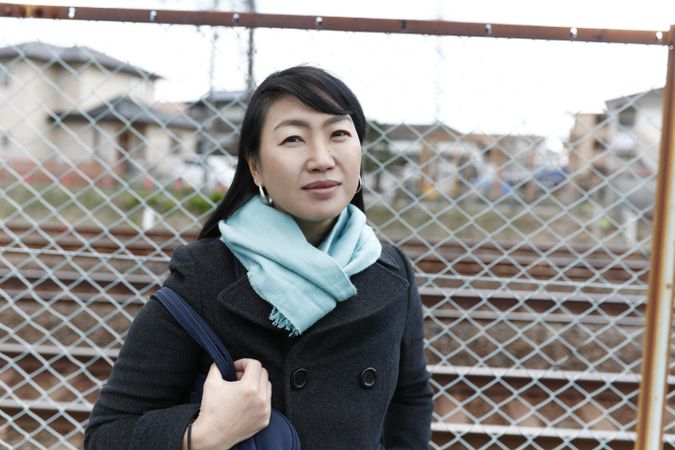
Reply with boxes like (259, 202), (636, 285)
(635, 24), (675, 450)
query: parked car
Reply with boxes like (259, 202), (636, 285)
(533, 167), (567, 190)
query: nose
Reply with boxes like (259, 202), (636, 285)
(306, 139), (335, 172)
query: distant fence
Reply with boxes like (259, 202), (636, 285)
(0, 4), (673, 449)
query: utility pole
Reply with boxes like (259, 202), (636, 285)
(208, 0), (220, 94)
(246, 0), (256, 92)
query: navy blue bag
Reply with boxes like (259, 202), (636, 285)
(153, 287), (301, 450)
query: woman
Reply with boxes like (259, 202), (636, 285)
(85, 65), (433, 450)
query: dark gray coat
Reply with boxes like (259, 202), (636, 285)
(85, 238), (433, 449)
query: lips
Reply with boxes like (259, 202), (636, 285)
(302, 180), (340, 189)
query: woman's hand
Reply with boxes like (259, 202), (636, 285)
(183, 359), (272, 450)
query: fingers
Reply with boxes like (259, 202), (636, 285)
(235, 359), (270, 405)
(233, 358), (252, 371)
(196, 359), (273, 446)
(258, 366), (269, 394)
(238, 358), (263, 384)
(234, 359), (247, 381)
(225, 359), (271, 398)
(206, 362), (224, 382)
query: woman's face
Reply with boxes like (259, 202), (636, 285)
(248, 95), (362, 232)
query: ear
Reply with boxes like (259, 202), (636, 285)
(246, 155), (261, 186)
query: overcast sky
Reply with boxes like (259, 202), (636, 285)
(0, 0), (672, 141)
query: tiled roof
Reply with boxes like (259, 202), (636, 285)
(0, 41), (160, 79)
(54, 96), (196, 130)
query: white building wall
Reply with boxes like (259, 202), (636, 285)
(50, 123), (94, 163)
(54, 66), (155, 111)
(0, 61), (57, 161)
(606, 92), (662, 175)
(145, 126), (197, 178)
(633, 96), (661, 171)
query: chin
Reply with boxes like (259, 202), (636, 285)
(296, 209), (343, 223)
(293, 202), (349, 223)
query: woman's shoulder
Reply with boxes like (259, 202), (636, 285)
(370, 243), (411, 286)
(378, 243), (403, 269)
(171, 237), (232, 262)
(163, 237), (239, 310)
(168, 237), (238, 280)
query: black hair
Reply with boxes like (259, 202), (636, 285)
(198, 65), (367, 240)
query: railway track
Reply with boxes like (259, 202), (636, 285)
(2, 222), (650, 286)
(0, 223), (657, 449)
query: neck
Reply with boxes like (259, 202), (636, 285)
(294, 217), (337, 247)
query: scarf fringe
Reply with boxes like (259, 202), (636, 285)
(269, 307), (300, 337)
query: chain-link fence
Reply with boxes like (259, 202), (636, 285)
(0, 5), (671, 449)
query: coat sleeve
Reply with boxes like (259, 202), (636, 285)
(383, 246), (434, 449)
(84, 245), (204, 450)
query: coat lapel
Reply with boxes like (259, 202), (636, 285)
(215, 245), (409, 335)
(216, 273), (281, 332)
(304, 259), (409, 335)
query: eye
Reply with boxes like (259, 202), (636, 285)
(281, 135), (303, 144)
(332, 130), (351, 139)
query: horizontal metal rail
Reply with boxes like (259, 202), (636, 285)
(3, 348), (654, 405)
(2, 222), (652, 261)
(429, 364), (674, 386)
(1, 269), (648, 311)
(431, 422), (675, 444)
(0, 343), (120, 359)
(1, 222), (655, 258)
(6, 283), (646, 319)
(0, 3), (668, 45)
(0, 399), (92, 415)
(2, 225), (651, 283)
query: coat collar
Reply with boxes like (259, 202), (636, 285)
(216, 246), (408, 336)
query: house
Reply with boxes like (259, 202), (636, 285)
(50, 96), (197, 183)
(605, 88), (661, 245)
(463, 133), (556, 200)
(188, 90), (247, 157)
(565, 112), (610, 200)
(604, 88), (661, 177)
(566, 88), (663, 244)
(365, 122), (485, 199)
(364, 121), (556, 201)
(0, 41), (197, 186)
(568, 88), (662, 209)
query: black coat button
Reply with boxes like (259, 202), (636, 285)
(291, 368), (307, 390)
(360, 367), (377, 389)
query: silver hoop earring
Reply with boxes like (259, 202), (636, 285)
(258, 184), (273, 205)
(355, 175), (362, 194)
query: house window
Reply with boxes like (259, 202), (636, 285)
(92, 128), (101, 156)
(618, 107), (636, 127)
(130, 80), (147, 99)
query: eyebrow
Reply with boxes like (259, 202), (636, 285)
(273, 115), (350, 131)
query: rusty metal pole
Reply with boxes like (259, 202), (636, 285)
(246, 0), (256, 92)
(635, 25), (675, 450)
(0, 4), (669, 45)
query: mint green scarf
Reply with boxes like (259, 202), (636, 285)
(218, 196), (382, 336)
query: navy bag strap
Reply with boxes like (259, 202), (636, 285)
(153, 286), (236, 382)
